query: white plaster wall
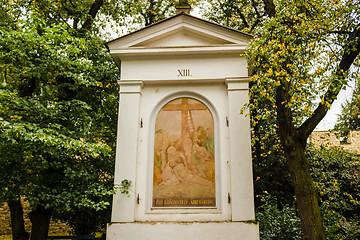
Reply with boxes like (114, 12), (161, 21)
(134, 83), (230, 221)
(120, 54), (248, 81)
(111, 83), (142, 222)
(226, 79), (255, 221)
(110, 55), (256, 223)
(107, 222), (260, 240)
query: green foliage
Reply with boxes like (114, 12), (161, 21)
(119, 179), (132, 196)
(253, 153), (294, 207)
(202, 0), (268, 31)
(245, 0), (357, 125)
(53, 204), (112, 235)
(308, 146), (360, 239)
(120, 0), (176, 27)
(256, 192), (303, 240)
(256, 146), (360, 239)
(0, 0), (122, 235)
(204, 1), (359, 237)
(335, 82), (360, 139)
(116, 0), (203, 30)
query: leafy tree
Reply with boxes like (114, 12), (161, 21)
(0, 0), (125, 239)
(118, 0), (202, 28)
(203, 0), (360, 239)
(1, 0), (198, 238)
(122, 0), (175, 26)
(201, 0), (268, 31)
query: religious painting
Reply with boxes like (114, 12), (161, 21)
(152, 97), (215, 207)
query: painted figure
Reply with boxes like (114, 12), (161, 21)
(153, 97), (215, 207)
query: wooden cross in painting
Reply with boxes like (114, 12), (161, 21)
(162, 98), (207, 139)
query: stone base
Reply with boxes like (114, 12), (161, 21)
(107, 221), (259, 240)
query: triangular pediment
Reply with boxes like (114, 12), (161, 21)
(107, 13), (252, 50)
(106, 13), (252, 67)
(132, 27), (234, 47)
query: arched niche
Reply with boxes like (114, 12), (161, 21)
(152, 97), (217, 208)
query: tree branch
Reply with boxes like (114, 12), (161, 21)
(299, 31), (360, 139)
(330, 31), (353, 34)
(250, 0), (261, 19)
(235, 7), (249, 28)
(80, 0), (103, 32)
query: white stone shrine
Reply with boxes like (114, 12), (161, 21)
(106, 12), (259, 240)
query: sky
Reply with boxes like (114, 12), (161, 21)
(315, 81), (355, 131)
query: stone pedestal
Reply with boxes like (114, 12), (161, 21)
(108, 222), (259, 240)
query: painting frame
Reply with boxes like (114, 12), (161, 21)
(151, 96), (217, 209)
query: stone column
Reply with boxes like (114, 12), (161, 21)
(111, 80), (143, 222)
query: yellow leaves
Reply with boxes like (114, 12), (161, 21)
(325, 101), (331, 109)
(229, 16), (239, 23)
(252, 74), (259, 79)
(148, 9), (157, 15)
(320, 97), (331, 109)
(290, 46), (298, 52)
(10, 115), (22, 120)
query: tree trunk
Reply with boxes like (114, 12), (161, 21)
(282, 139), (326, 240)
(8, 197), (29, 240)
(276, 83), (326, 239)
(29, 205), (52, 240)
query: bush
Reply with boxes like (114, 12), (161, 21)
(256, 192), (303, 240)
(308, 146), (360, 239)
(253, 153), (294, 208)
(256, 146), (360, 239)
